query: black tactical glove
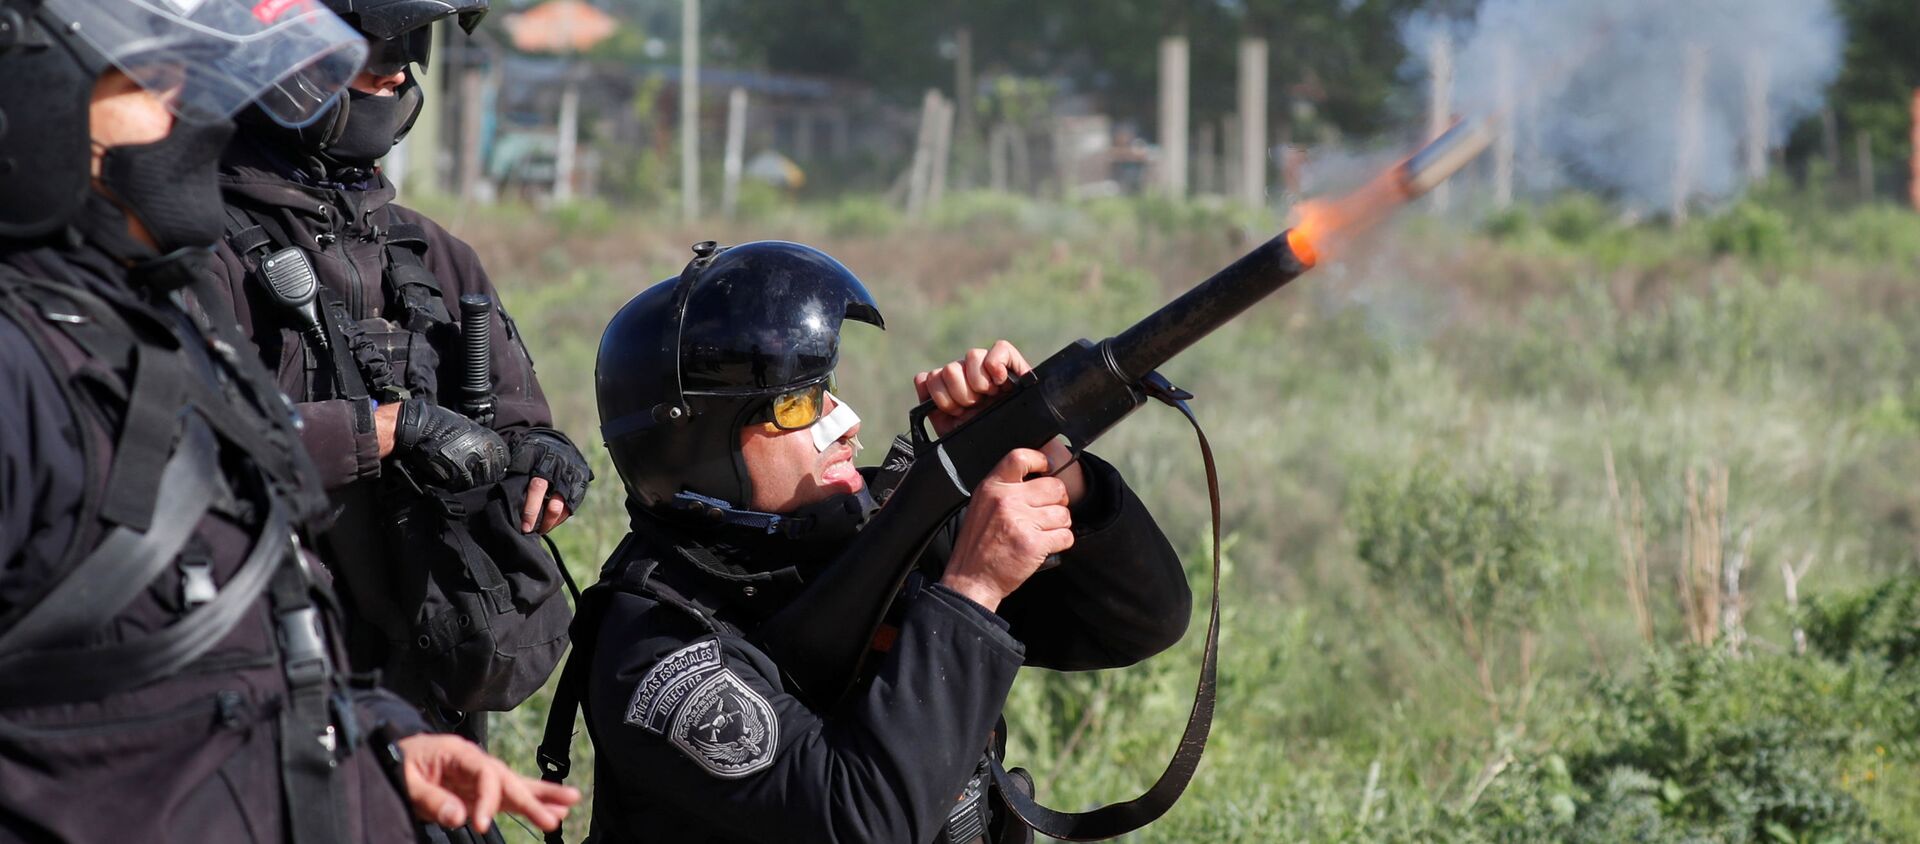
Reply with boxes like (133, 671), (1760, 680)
(392, 398), (510, 491)
(508, 427), (593, 512)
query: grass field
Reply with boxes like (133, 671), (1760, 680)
(417, 188), (1920, 843)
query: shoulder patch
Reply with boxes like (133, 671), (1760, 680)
(626, 639), (779, 778)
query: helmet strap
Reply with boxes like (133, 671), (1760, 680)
(669, 488), (875, 543)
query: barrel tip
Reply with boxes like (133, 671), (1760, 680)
(1285, 228), (1319, 269)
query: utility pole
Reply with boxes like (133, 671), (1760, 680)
(680, 0), (700, 221)
(1158, 36), (1189, 198)
(1236, 37), (1267, 208)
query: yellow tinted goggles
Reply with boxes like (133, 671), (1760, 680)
(754, 377), (836, 431)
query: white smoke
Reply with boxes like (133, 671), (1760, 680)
(1405, 0), (1844, 212)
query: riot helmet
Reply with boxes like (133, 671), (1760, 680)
(598, 241), (885, 530)
(0, 0), (368, 239)
(244, 0), (488, 172)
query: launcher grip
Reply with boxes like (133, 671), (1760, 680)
(458, 294), (495, 425)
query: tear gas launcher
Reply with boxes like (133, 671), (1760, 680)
(754, 118), (1496, 841)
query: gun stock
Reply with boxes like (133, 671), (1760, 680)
(755, 228), (1315, 705)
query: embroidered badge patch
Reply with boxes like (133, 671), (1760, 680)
(627, 640), (779, 778)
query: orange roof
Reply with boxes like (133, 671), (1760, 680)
(504, 1), (619, 54)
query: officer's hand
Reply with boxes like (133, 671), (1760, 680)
(913, 341), (1086, 503)
(510, 428), (593, 534)
(521, 479), (572, 534)
(395, 734), (581, 834)
(392, 398), (510, 491)
(940, 448), (1075, 612)
(914, 340), (1030, 435)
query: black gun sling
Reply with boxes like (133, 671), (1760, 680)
(986, 380), (1223, 840)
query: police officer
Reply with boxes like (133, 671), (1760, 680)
(553, 241), (1193, 843)
(194, 0), (592, 744)
(0, 0), (576, 839)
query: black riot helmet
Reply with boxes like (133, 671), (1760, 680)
(244, 0), (487, 172)
(598, 241), (885, 526)
(0, 0), (367, 239)
(323, 0), (488, 71)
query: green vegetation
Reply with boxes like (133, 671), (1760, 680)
(430, 189), (1920, 842)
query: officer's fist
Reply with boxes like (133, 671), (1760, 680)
(392, 398), (510, 491)
(940, 448), (1075, 612)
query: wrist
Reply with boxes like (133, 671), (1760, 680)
(374, 401), (401, 458)
(939, 571), (1004, 613)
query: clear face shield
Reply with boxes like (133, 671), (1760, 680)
(43, 0), (368, 127)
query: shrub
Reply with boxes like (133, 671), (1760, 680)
(822, 195), (901, 237)
(1480, 206), (1534, 242)
(929, 189), (1043, 231)
(1804, 577), (1920, 672)
(1350, 458), (1559, 631)
(1703, 201), (1794, 265)
(1551, 649), (1891, 843)
(1539, 193), (1616, 245)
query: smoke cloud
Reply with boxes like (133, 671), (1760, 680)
(1405, 0), (1844, 212)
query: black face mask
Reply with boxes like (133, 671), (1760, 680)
(325, 87), (419, 165)
(97, 113), (235, 254)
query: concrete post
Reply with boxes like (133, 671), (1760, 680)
(1493, 43), (1515, 209)
(1744, 50), (1770, 184)
(1672, 44), (1707, 225)
(929, 94), (954, 208)
(459, 67), (487, 202)
(400, 20), (447, 198)
(680, 0), (700, 220)
(1237, 38), (1267, 207)
(1158, 36), (1189, 198)
(554, 74), (579, 203)
(1427, 33), (1453, 212)
(721, 87), (747, 218)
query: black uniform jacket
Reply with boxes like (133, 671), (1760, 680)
(583, 452), (1192, 844)
(0, 225), (425, 843)
(199, 141), (555, 490)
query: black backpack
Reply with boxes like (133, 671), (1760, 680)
(373, 471), (575, 713)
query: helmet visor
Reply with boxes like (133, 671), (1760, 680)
(364, 26), (433, 76)
(45, 0), (368, 128)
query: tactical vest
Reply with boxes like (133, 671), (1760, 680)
(0, 251), (406, 844)
(222, 204), (449, 408)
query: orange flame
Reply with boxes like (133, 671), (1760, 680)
(1285, 166), (1415, 265)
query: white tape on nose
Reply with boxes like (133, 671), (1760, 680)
(811, 393), (860, 452)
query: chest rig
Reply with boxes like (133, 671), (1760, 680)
(0, 250), (375, 844)
(222, 200), (450, 410)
